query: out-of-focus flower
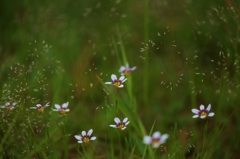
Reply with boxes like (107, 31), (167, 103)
(52, 102), (70, 114)
(143, 131), (169, 148)
(105, 74), (127, 88)
(0, 102), (17, 111)
(191, 104), (215, 119)
(109, 117), (130, 130)
(119, 63), (136, 76)
(30, 102), (50, 113)
(74, 129), (96, 143)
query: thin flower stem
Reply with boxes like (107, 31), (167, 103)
(149, 148), (158, 159)
(115, 89), (118, 113)
(42, 113), (49, 139)
(201, 121), (208, 158)
(63, 115), (67, 135)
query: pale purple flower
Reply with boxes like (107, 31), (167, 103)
(52, 102), (70, 114)
(109, 117), (130, 130)
(0, 102), (17, 111)
(119, 63), (136, 76)
(30, 102), (50, 113)
(74, 129), (96, 143)
(105, 74), (127, 88)
(192, 104), (215, 119)
(143, 131), (169, 148)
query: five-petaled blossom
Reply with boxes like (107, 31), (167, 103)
(0, 102), (17, 111)
(30, 102), (50, 113)
(119, 63), (137, 76)
(74, 129), (97, 144)
(109, 117), (130, 130)
(143, 131), (169, 148)
(191, 104), (215, 119)
(52, 102), (70, 115)
(105, 74), (127, 88)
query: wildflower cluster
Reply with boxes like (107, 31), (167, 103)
(0, 102), (18, 111)
(0, 59), (216, 156)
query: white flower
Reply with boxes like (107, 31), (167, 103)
(191, 104), (215, 119)
(143, 131), (169, 148)
(30, 102), (50, 113)
(105, 74), (127, 88)
(119, 63), (137, 76)
(109, 117), (130, 130)
(0, 102), (17, 111)
(74, 129), (97, 143)
(52, 102), (70, 114)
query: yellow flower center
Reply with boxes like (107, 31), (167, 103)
(83, 136), (90, 143)
(151, 138), (160, 145)
(114, 81), (121, 88)
(200, 111), (207, 117)
(38, 107), (44, 113)
(60, 109), (66, 114)
(124, 71), (130, 76)
(117, 123), (125, 130)
(7, 106), (13, 111)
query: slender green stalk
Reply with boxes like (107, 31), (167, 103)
(143, 0), (149, 106)
(42, 113), (50, 139)
(201, 121), (208, 158)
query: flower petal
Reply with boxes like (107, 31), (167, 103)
(74, 135), (81, 140)
(65, 109), (70, 112)
(109, 125), (117, 128)
(192, 115), (199, 118)
(152, 131), (161, 138)
(200, 104), (205, 110)
(78, 141), (83, 143)
(119, 76), (125, 81)
(131, 66), (137, 71)
(119, 66), (126, 72)
(191, 109), (199, 114)
(87, 129), (93, 136)
(36, 104), (42, 108)
(208, 112), (215, 117)
(125, 121), (130, 126)
(152, 142), (161, 148)
(62, 102), (69, 108)
(200, 115), (207, 119)
(82, 131), (86, 136)
(105, 82), (112, 85)
(55, 104), (61, 109)
(122, 78), (127, 83)
(123, 117), (128, 123)
(206, 104), (211, 112)
(118, 85), (124, 88)
(90, 136), (96, 140)
(160, 134), (169, 144)
(45, 102), (50, 107)
(114, 117), (120, 124)
(111, 74), (117, 81)
(143, 136), (152, 144)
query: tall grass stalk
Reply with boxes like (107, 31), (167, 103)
(143, 0), (149, 106)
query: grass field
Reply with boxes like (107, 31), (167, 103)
(0, 0), (239, 158)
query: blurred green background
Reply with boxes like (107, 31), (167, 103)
(0, 0), (240, 158)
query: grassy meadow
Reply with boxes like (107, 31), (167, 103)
(0, 0), (239, 158)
